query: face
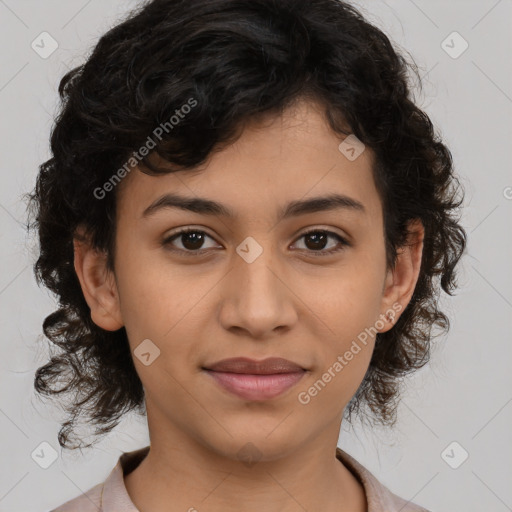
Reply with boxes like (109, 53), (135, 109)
(75, 99), (422, 462)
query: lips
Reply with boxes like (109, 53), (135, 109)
(202, 357), (307, 401)
(203, 357), (305, 375)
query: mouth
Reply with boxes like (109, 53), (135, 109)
(202, 357), (307, 401)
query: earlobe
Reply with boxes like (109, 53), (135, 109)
(378, 219), (424, 332)
(73, 229), (124, 331)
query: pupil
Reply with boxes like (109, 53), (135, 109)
(306, 232), (327, 250)
(183, 232), (204, 250)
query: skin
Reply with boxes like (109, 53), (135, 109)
(73, 99), (424, 512)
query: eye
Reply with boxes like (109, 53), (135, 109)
(162, 228), (220, 255)
(291, 229), (349, 256)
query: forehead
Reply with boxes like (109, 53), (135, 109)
(116, 100), (382, 225)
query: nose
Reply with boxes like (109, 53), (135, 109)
(217, 246), (298, 340)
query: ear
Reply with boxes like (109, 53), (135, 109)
(73, 226), (123, 331)
(378, 218), (424, 332)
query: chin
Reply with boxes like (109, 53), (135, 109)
(201, 424), (305, 463)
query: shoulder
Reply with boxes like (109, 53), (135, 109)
(50, 481), (104, 512)
(336, 447), (432, 512)
(376, 487), (432, 512)
(49, 446), (149, 512)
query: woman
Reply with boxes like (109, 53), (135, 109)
(28, 0), (467, 510)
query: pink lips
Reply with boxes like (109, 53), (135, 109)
(203, 357), (307, 401)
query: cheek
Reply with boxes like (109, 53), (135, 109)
(113, 248), (215, 383)
(295, 341), (374, 423)
(113, 241), (194, 333)
(306, 256), (385, 335)
(297, 256), (383, 398)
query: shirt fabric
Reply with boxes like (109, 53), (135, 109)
(51, 445), (431, 511)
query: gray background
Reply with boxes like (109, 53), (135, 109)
(1, 1), (511, 511)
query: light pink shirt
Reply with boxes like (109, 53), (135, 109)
(51, 446), (431, 511)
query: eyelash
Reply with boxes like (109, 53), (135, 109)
(161, 228), (350, 257)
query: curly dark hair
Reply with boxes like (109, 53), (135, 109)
(26, 0), (467, 450)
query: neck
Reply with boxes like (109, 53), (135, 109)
(124, 419), (367, 512)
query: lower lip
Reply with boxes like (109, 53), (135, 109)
(203, 370), (306, 401)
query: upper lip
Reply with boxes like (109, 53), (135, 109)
(203, 357), (306, 375)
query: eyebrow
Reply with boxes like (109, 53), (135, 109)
(141, 192), (366, 220)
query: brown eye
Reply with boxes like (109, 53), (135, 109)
(304, 231), (328, 250)
(162, 229), (219, 254)
(292, 229), (349, 255)
(177, 231), (206, 250)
